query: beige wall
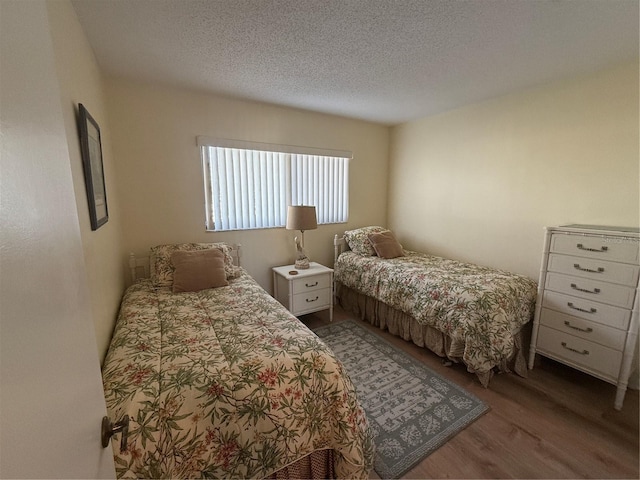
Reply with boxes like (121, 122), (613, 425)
(390, 62), (639, 281)
(105, 79), (389, 290)
(48, 0), (125, 361)
(1, 1), (115, 476)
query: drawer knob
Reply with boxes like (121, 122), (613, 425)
(573, 263), (604, 274)
(567, 302), (597, 314)
(306, 296), (319, 303)
(570, 283), (600, 294)
(305, 281), (318, 288)
(576, 243), (608, 253)
(563, 320), (593, 333)
(561, 342), (589, 356)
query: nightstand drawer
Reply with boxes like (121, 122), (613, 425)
(547, 253), (639, 286)
(550, 233), (639, 263)
(545, 272), (636, 309)
(541, 290), (631, 330)
(292, 288), (332, 313)
(539, 308), (627, 350)
(536, 326), (622, 381)
(292, 274), (331, 294)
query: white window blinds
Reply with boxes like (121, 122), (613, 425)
(199, 138), (350, 232)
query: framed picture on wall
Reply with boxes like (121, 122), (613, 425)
(78, 103), (108, 230)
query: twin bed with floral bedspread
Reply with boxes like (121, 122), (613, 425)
(102, 242), (373, 479)
(334, 227), (538, 387)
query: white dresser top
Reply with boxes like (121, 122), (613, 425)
(554, 224), (639, 236)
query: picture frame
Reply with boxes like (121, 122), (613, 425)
(78, 103), (108, 230)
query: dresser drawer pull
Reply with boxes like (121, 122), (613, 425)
(561, 342), (589, 355)
(306, 296), (319, 303)
(573, 263), (604, 274)
(305, 281), (319, 288)
(570, 283), (600, 294)
(576, 243), (608, 253)
(563, 321), (593, 333)
(567, 302), (597, 314)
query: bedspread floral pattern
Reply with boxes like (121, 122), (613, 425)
(102, 271), (374, 479)
(335, 251), (537, 375)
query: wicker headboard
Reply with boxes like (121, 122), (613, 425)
(334, 234), (348, 264)
(128, 244), (242, 284)
(128, 253), (151, 283)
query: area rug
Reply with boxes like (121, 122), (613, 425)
(314, 320), (489, 479)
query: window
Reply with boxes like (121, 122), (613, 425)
(198, 137), (350, 232)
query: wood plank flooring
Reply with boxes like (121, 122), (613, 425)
(303, 306), (639, 479)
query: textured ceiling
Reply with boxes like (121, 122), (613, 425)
(71, 0), (638, 125)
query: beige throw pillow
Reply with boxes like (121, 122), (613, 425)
(171, 249), (229, 293)
(368, 230), (405, 259)
(152, 242), (240, 287)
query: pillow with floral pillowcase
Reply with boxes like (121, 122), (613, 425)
(150, 242), (240, 287)
(344, 226), (387, 256)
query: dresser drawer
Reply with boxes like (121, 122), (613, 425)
(536, 326), (622, 381)
(539, 308), (627, 350)
(547, 253), (639, 286)
(541, 290), (631, 330)
(291, 274), (331, 294)
(550, 233), (639, 264)
(292, 288), (332, 313)
(545, 272), (636, 309)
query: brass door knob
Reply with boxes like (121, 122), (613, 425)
(101, 415), (129, 453)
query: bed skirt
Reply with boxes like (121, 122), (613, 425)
(336, 282), (530, 387)
(269, 450), (335, 479)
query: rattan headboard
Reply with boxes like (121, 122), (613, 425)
(334, 234), (348, 264)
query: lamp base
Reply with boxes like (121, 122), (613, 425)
(295, 257), (310, 269)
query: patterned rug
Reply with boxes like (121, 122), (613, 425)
(314, 320), (489, 479)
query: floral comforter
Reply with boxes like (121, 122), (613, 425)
(102, 270), (374, 479)
(335, 251), (537, 375)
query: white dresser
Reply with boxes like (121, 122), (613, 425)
(528, 225), (639, 410)
(272, 262), (334, 321)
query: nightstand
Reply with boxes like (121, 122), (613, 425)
(272, 262), (333, 321)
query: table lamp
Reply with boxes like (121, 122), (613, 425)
(286, 205), (317, 269)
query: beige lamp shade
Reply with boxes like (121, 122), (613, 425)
(286, 205), (317, 231)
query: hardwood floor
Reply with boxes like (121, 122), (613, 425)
(303, 306), (639, 479)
